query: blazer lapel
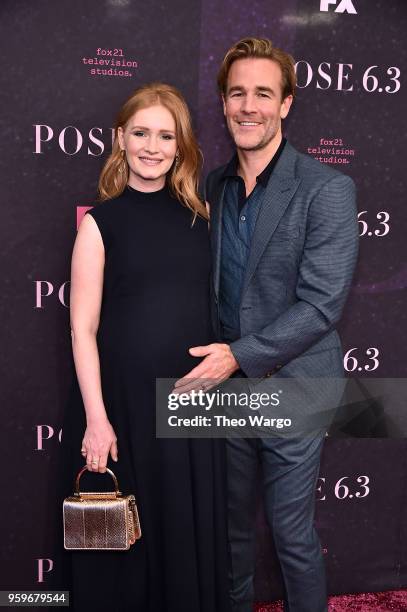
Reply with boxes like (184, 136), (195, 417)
(240, 144), (300, 301)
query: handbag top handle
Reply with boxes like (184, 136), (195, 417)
(74, 465), (121, 497)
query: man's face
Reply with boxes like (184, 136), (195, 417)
(222, 58), (293, 152)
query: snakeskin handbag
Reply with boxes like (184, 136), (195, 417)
(63, 465), (141, 550)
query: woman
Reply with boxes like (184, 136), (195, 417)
(60, 83), (230, 612)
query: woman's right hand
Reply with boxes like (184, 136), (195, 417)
(80, 418), (118, 473)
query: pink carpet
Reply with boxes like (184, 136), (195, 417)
(255, 590), (407, 611)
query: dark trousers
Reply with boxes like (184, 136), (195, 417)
(227, 434), (327, 612)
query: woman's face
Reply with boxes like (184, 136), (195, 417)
(118, 104), (177, 191)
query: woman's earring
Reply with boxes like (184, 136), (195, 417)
(175, 153), (180, 169)
(119, 149), (127, 174)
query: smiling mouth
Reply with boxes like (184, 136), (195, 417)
(237, 121), (261, 127)
(139, 157), (163, 165)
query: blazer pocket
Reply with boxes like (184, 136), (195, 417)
(272, 224), (301, 241)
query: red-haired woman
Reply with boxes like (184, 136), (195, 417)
(61, 83), (230, 612)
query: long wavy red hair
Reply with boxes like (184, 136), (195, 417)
(98, 83), (207, 221)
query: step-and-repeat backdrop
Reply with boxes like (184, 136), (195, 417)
(1, 0), (406, 601)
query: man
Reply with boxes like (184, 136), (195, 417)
(175, 38), (359, 611)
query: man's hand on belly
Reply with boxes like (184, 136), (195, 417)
(172, 343), (239, 394)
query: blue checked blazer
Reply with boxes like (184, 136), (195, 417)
(206, 141), (359, 379)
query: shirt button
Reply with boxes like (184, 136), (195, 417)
(240, 215), (246, 222)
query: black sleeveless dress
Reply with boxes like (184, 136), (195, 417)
(59, 184), (230, 612)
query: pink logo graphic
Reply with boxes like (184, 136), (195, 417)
(36, 559), (53, 582)
(77, 205), (93, 230)
(82, 47), (139, 78)
(306, 138), (355, 166)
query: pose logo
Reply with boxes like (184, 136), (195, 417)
(320, 0), (357, 13)
(35, 425), (62, 450)
(33, 125), (114, 156)
(34, 281), (69, 308)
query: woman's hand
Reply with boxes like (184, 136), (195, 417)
(80, 418), (118, 472)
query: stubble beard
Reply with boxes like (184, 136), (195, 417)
(232, 123), (279, 153)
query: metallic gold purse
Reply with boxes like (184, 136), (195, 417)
(63, 465), (141, 550)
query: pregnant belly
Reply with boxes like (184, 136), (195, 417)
(96, 294), (213, 378)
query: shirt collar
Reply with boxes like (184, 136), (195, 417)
(221, 137), (287, 186)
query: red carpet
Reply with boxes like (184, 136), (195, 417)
(255, 590), (407, 611)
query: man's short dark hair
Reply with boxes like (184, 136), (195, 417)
(217, 37), (296, 101)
